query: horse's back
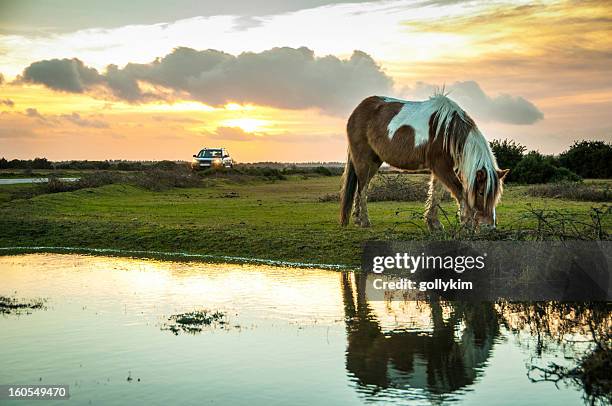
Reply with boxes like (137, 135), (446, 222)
(347, 96), (427, 170)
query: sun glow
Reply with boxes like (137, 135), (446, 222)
(224, 103), (256, 111)
(221, 118), (270, 132)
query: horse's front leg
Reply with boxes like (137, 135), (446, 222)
(424, 175), (443, 231)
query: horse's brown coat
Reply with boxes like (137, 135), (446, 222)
(340, 95), (506, 228)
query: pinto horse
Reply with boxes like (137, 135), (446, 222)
(340, 94), (509, 229)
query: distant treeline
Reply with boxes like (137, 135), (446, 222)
(2, 140), (610, 183)
(0, 158), (345, 176)
(0, 158), (181, 171)
(490, 140), (612, 183)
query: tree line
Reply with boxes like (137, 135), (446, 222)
(490, 140), (610, 183)
(1, 140), (610, 183)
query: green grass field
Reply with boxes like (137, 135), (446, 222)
(0, 173), (609, 267)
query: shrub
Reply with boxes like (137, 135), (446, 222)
(32, 157), (52, 169)
(559, 140), (612, 179)
(512, 151), (580, 184)
(76, 171), (123, 188)
(116, 161), (144, 171)
(318, 174), (451, 202)
(43, 176), (78, 193)
(53, 160), (111, 170)
(313, 166), (333, 176)
(132, 168), (202, 191)
(490, 139), (526, 180)
(527, 182), (611, 202)
(153, 160), (179, 170)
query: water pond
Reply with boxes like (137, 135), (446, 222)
(0, 254), (607, 405)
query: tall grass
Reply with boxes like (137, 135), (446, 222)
(527, 182), (611, 202)
(319, 173), (450, 202)
(41, 167), (202, 194)
(392, 204), (610, 241)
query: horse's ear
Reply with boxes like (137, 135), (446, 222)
(476, 169), (486, 183)
(497, 169), (510, 181)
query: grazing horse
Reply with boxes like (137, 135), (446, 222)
(340, 94), (509, 229)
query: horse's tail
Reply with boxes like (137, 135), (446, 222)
(340, 149), (357, 226)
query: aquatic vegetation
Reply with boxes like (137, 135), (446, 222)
(0, 295), (46, 315)
(161, 310), (227, 335)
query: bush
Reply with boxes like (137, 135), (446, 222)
(153, 160), (180, 170)
(53, 160), (112, 170)
(40, 173), (120, 194)
(490, 139), (526, 180)
(559, 140), (612, 179)
(32, 157), (52, 169)
(313, 166), (333, 176)
(512, 151), (580, 184)
(527, 182), (611, 202)
(116, 161), (144, 171)
(43, 176), (79, 193)
(76, 171), (123, 188)
(132, 168), (202, 191)
(318, 174), (451, 202)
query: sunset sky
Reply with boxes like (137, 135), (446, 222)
(1, 0), (611, 162)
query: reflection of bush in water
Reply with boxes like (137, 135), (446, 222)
(499, 302), (611, 406)
(0, 295), (46, 315)
(161, 310), (227, 335)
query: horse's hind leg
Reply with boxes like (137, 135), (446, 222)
(353, 151), (382, 227)
(424, 174), (443, 231)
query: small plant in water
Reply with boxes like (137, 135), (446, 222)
(161, 309), (227, 335)
(0, 296), (46, 315)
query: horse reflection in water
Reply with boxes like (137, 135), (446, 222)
(341, 273), (500, 399)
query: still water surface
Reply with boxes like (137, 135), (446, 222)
(0, 254), (600, 405)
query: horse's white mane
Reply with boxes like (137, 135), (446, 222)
(381, 94), (500, 208)
(382, 94), (466, 147)
(460, 127), (500, 209)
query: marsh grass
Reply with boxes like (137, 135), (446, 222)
(392, 205), (610, 241)
(161, 310), (227, 335)
(34, 166), (343, 198)
(527, 182), (611, 202)
(319, 173), (451, 203)
(39, 168), (202, 194)
(0, 295), (46, 315)
(1, 175), (610, 266)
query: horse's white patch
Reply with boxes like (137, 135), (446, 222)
(381, 95), (466, 147)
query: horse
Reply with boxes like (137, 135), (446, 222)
(340, 94), (509, 229)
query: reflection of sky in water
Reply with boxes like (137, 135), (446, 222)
(0, 254), (586, 406)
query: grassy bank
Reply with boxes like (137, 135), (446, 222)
(0, 172), (609, 266)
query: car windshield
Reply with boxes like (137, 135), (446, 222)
(199, 149), (223, 158)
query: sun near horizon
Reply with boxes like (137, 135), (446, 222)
(1, 0), (611, 162)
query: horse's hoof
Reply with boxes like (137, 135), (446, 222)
(360, 220), (371, 228)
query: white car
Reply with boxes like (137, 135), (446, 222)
(191, 148), (233, 169)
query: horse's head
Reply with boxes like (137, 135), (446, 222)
(461, 168), (509, 228)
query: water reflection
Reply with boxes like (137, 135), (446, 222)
(0, 254), (609, 406)
(341, 272), (611, 405)
(500, 302), (611, 406)
(342, 273), (499, 402)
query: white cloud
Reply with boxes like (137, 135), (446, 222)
(19, 47), (393, 115)
(401, 80), (544, 125)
